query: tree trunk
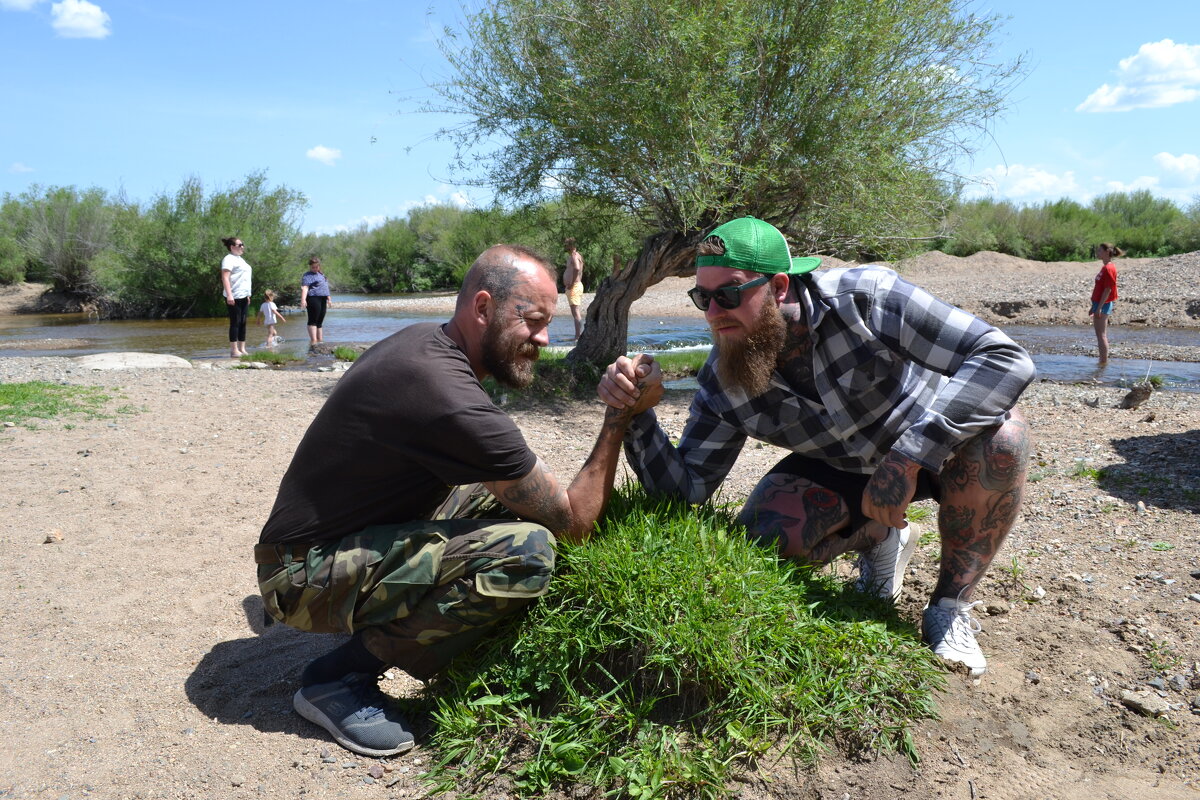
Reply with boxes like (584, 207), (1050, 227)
(567, 229), (704, 367)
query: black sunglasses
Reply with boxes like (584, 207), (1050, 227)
(687, 275), (770, 311)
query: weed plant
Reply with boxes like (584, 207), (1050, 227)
(239, 350), (303, 366)
(0, 381), (112, 428)
(420, 490), (943, 799)
(332, 345), (360, 362)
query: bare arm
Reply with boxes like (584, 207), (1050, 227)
(300, 284), (309, 309)
(487, 355), (664, 544)
(221, 270), (235, 306)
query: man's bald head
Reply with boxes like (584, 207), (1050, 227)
(456, 245), (558, 312)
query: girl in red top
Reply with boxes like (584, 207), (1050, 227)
(1089, 242), (1125, 364)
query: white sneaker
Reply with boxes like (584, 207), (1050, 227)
(854, 523), (918, 601)
(922, 596), (987, 676)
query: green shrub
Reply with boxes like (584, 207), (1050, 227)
(0, 235), (24, 284)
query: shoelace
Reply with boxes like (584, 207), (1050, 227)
(341, 676), (390, 720)
(941, 601), (983, 647)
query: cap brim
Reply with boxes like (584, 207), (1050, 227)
(788, 257), (822, 275)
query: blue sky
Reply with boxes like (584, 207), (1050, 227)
(1, 0), (1198, 235)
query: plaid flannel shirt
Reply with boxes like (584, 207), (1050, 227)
(624, 267), (1036, 503)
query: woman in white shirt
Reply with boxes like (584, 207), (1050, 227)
(220, 237), (253, 357)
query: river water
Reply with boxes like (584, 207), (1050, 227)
(2, 294), (1198, 391)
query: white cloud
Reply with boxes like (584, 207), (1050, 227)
(323, 214), (387, 234)
(1077, 39), (1200, 112)
(1154, 152), (1200, 184)
(963, 164), (1080, 202)
(305, 145), (342, 166)
(0, 0), (45, 10)
(51, 0), (109, 38)
(1103, 175), (1160, 193)
(8, 162), (35, 173)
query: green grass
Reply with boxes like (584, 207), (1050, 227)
(332, 345), (360, 362)
(239, 350), (304, 366)
(0, 381), (114, 428)
(419, 490), (944, 799)
(1070, 459), (1104, 482)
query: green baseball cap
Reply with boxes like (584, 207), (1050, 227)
(695, 216), (822, 275)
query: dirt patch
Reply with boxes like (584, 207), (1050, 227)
(0, 282), (51, 315)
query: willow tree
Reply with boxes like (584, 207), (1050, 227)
(430, 0), (1023, 365)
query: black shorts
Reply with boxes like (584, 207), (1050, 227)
(765, 453), (941, 535)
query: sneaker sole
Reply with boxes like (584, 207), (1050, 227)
(293, 689), (415, 757)
(928, 651), (987, 677)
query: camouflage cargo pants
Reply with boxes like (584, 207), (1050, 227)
(256, 485), (555, 680)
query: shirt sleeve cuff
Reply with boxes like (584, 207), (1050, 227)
(891, 424), (955, 474)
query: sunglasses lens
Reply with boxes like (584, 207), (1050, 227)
(712, 288), (738, 309)
(688, 286), (742, 311)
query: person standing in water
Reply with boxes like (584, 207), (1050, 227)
(300, 256), (333, 347)
(1090, 243), (1125, 365)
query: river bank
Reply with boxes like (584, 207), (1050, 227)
(3, 249), (1199, 363)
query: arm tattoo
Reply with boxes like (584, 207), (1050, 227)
(498, 461), (570, 532)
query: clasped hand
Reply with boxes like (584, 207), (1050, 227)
(860, 451), (921, 528)
(598, 354), (664, 417)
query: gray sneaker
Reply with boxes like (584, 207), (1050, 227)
(922, 597), (987, 676)
(293, 673), (415, 757)
(854, 523), (918, 601)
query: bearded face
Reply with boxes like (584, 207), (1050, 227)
(714, 290), (786, 397)
(480, 306), (540, 389)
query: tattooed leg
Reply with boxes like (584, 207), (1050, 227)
(933, 408), (1031, 600)
(737, 473), (874, 563)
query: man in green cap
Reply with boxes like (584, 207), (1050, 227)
(599, 216), (1035, 676)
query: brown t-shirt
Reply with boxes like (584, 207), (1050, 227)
(259, 323), (538, 545)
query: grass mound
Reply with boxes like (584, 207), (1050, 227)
(421, 490), (943, 798)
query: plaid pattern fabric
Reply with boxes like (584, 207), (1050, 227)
(625, 267), (1035, 503)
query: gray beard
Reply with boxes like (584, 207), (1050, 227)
(481, 318), (538, 389)
(714, 298), (787, 398)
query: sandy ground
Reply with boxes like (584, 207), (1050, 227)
(2, 254), (1200, 799)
